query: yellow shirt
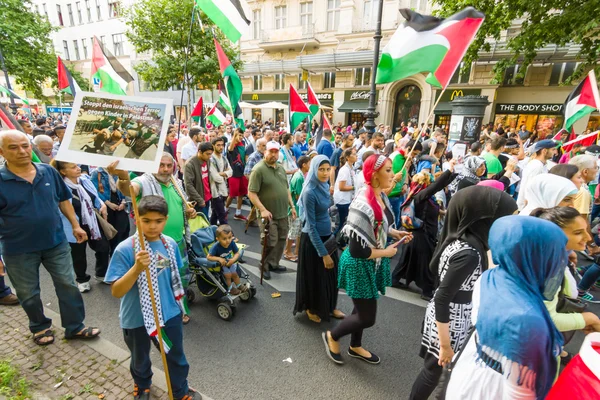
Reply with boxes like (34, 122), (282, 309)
(573, 184), (592, 216)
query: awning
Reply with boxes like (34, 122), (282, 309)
(338, 101), (370, 113)
(434, 102), (453, 114)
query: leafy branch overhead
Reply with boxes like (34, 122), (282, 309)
(0, 0), (57, 99)
(432, 0), (600, 83)
(125, 0), (242, 91)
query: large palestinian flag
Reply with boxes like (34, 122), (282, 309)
(196, 0), (250, 43)
(376, 7), (484, 88)
(563, 70), (600, 131)
(57, 56), (80, 98)
(562, 130), (600, 152)
(214, 37), (242, 114)
(91, 36), (133, 95)
(0, 85), (29, 106)
(307, 82), (320, 117)
(289, 84), (311, 132)
(207, 102), (226, 127)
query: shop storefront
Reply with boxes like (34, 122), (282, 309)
(493, 103), (564, 136)
(241, 92), (334, 124)
(391, 85), (421, 133)
(338, 90), (379, 126)
(433, 89), (482, 130)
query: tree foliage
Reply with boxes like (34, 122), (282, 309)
(0, 0), (57, 99)
(432, 0), (600, 83)
(125, 0), (242, 91)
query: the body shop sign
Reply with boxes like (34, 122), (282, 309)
(495, 103), (563, 115)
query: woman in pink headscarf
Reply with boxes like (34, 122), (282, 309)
(477, 180), (505, 191)
(322, 154), (413, 365)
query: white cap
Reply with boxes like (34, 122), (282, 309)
(266, 141), (280, 152)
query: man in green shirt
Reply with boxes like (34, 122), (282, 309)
(483, 136), (507, 178)
(248, 142), (297, 280)
(284, 156), (310, 261)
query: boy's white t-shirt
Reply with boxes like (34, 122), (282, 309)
(334, 164), (355, 205)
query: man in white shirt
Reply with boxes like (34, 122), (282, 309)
(223, 125), (233, 144)
(516, 139), (558, 210)
(180, 127), (202, 165)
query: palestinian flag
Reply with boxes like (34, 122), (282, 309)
(196, 0), (250, 43)
(289, 84), (311, 132)
(376, 7), (484, 88)
(563, 70), (600, 131)
(307, 83), (320, 117)
(0, 103), (17, 130)
(562, 130), (600, 152)
(552, 128), (576, 142)
(91, 36), (134, 95)
(207, 102), (226, 127)
(219, 89), (233, 115)
(57, 56), (81, 98)
(191, 97), (205, 126)
(214, 37), (242, 113)
(0, 85), (29, 106)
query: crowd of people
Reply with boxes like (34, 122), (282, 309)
(1, 111), (600, 399)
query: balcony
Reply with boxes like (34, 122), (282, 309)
(258, 24), (320, 51)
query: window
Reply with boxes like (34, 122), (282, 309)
(85, 0), (92, 21)
(274, 6), (286, 29)
(355, 68), (371, 86)
(57, 5), (63, 26)
(274, 74), (285, 90)
(75, 2), (82, 23)
(549, 62), (578, 85)
(503, 64), (524, 86)
(42, 3), (48, 18)
(300, 2), (313, 30)
(67, 4), (74, 26)
(62, 40), (70, 60)
(324, 72), (336, 89)
(449, 62), (472, 85)
(410, 0), (427, 12)
(252, 9), (261, 40)
(112, 33), (124, 56)
(327, 0), (341, 31)
(100, 35), (107, 48)
(81, 38), (88, 59)
(363, 0), (380, 28)
(298, 74), (307, 90)
(108, 0), (120, 18)
(95, 0), (101, 20)
(253, 75), (263, 91)
(72, 40), (80, 60)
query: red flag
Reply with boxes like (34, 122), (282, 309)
(552, 128), (576, 142)
(322, 113), (332, 131)
(191, 97), (203, 117)
(562, 131), (599, 152)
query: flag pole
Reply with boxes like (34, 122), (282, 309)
(129, 187), (174, 400)
(177, 5), (196, 139)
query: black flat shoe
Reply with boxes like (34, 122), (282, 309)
(271, 265), (287, 273)
(420, 293), (433, 301)
(348, 348), (380, 364)
(263, 270), (271, 280)
(322, 332), (343, 365)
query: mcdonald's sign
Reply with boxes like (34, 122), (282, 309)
(437, 89), (481, 102)
(252, 94), (259, 100)
(450, 90), (464, 100)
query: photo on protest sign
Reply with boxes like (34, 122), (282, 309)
(56, 92), (173, 173)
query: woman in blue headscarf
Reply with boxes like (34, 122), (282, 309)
(446, 216), (567, 400)
(293, 155), (344, 323)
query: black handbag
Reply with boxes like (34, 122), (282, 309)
(323, 235), (338, 256)
(556, 277), (587, 314)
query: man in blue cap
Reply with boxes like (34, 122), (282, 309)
(516, 139), (558, 210)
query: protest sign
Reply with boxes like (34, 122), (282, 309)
(56, 91), (173, 173)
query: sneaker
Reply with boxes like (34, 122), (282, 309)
(178, 389), (202, 400)
(594, 281), (600, 290)
(0, 294), (19, 306)
(95, 276), (110, 285)
(229, 287), (241, 295)
(579, 291), (600, 304)
(239, 284), (249, 293)
(77, 282), (91, 293)
(233, 214), (247, 221)
(133, 384), (150, 400)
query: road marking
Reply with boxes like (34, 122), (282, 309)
(243, 249), (298, 270)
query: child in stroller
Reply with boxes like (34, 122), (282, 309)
(206, 225), (247, 295)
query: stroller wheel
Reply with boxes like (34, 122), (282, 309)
(250, 287), (257, 298)
(239, 289), (251, 302)
(217, 303), (233, 321)
(186, 288), (196, 304)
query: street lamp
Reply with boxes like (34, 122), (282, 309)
(363, 0), (384, 134)
(0, 46), (18, 115)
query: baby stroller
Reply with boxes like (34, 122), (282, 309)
(187, 225), (257, 321)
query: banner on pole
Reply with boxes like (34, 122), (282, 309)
(56, 91), (173, 174)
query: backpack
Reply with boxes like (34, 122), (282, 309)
(400, 185), (424, 230)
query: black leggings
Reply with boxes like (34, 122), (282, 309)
(330, 298), (377, 348)
(409, 351), (443, 400)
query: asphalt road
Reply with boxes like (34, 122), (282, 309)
(10, 205), (600, 399)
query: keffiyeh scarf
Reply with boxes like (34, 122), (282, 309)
(448, 156), (485, 195)
(63, 177), (102, 240)
(134, 233), (185, 352)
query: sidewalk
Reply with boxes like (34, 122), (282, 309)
(0, 305), (169, 400)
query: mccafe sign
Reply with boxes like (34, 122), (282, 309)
(495, 103), (564, 115)
(350, 91), (371, 101)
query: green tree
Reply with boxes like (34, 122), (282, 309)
(0, 0), (57, 99)
(125, 0), (242, 113)
(432, 0), (599, 83)
(50, 67), (89, 101)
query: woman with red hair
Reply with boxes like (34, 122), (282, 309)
(322, 154), (413, 365)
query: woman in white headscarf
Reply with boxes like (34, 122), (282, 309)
(519, 174), (578, 216)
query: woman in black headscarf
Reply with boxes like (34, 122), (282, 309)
(409, 186), (517, 400)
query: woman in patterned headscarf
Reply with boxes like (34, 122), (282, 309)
(447, 156), (487, 195)
(322, 154), (413, 365)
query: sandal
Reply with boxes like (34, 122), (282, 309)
(33, 329), (55, 346)
(283, 254), (298, 262)
(182, 315), (191, 325)
(331, 309), (346, 319)
(306, 310), (321, 323)
(66, 326), (100, 340)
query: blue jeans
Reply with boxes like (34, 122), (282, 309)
(123, 314), (189, 398)
(388, 195), (404, 229)
(0, 276), (12, 298)
(335, 203), (350, 237)
(2, 241), (85, 336)
(195, 200), (210, 220)
(578, 263), (600, 291)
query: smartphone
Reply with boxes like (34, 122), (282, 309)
(397, 236), (411, 245)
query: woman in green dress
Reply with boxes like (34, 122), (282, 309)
(322, 154), (413, 365)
